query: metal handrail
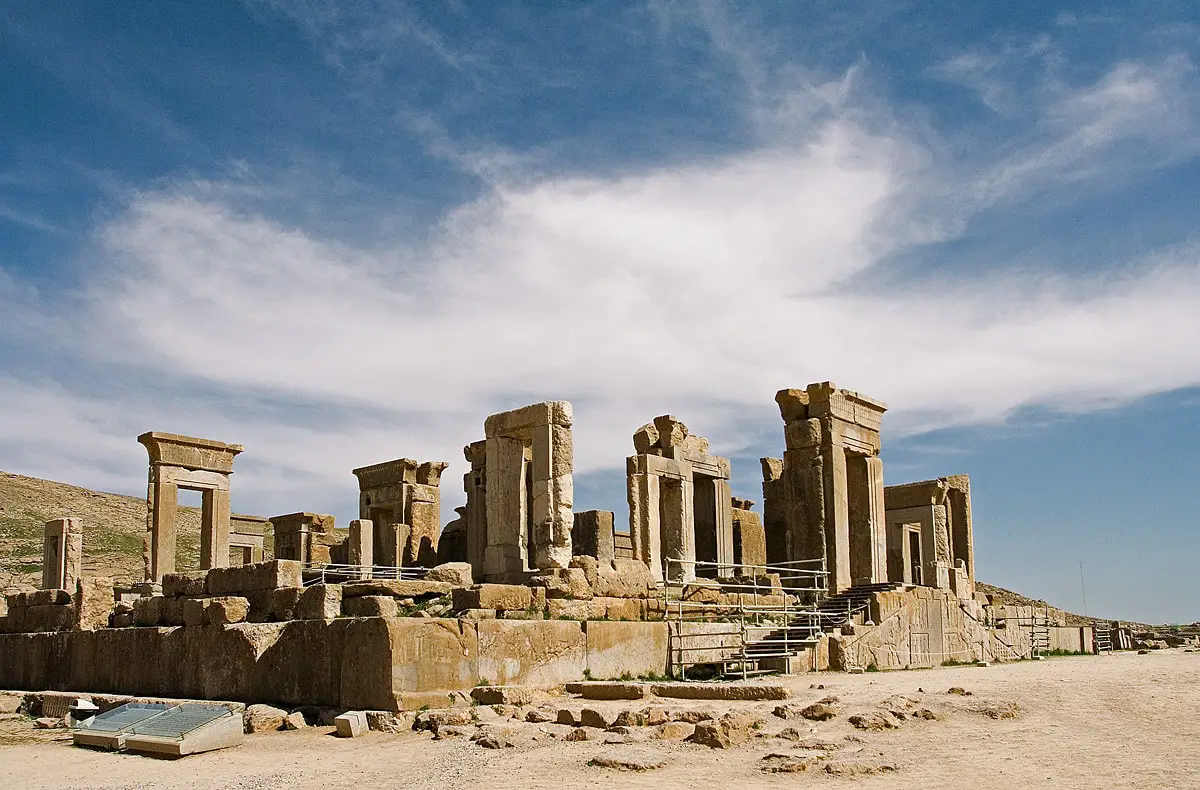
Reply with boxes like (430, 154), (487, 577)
(300, 562), (430, 585)
(662, 556), (829, 679)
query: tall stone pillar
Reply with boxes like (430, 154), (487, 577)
(199, 487), (232, 570)
(532, 421), (573, 569)
(148, 475), (178, 582)
(660, 476), (695, 582)
(627, 469), (662, 581)
(42, 518), (82, 591)
(826, 443), (853, 593)
(865, 455), (888, 583)
(464, 442), (488, 575)
(484, 435), (526, 577)
(713, 478), (735, 575)
(348, 519), (374, 578)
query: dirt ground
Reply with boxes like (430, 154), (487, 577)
(4, 649), (1199, 790)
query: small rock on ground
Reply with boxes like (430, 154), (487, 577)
(590, 747), (668, 771)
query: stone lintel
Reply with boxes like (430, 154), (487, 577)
(352, 458), (419, 489)
(484, 400), (573, 437)
(230, 514), (269, 536)
(138, 431), (244, 472)
(270, 512), (336, 535)
(883, 478), (951, 510)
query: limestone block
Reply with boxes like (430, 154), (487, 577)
(569, 555), (600, 587)
(243, 703), (287, 733)
(572, 511), (615, 565)
(760, 457), (783, 482)
(594, 559), (654, 599)
(341, 580), (452, 599)
(380, 618), (480, 711)
(270, 587), (303, 620)
(162, 571), (208, 598)
(775, 388), (810, 422)
(425, 562), (473, 587)
(529, 568), (593, 600)
(74, 577), (115, 631)
(334, 711), (367, 737)
(601, 598), (645, 621)
(471, 686), (534, 706)
(652, 415), (688, 448)
(133, 595), (164, 627)
(784, 418), (822, 449)
(183, 596), (251, 626)
(10, 589), (72, 607)
(343, 595), (399, 618)
(547, 599), (592, 620)
(632, 422), (659, 454)
(206, 560), (302, 595)
(453, 584), (533, 612)
(296, 585), (342, 620)
(476, 619), (586, 686)
(10, 604), (75, 633)
(585, 621), (668, 679)
(416, 460), (448, 485)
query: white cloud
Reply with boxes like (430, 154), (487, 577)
(4, 16), (1200, 528)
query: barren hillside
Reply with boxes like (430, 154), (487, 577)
(0, 471), (203, 591)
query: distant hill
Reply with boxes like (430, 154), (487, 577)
(0, 470), (205, 591)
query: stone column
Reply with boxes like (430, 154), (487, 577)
(464, 442), (488, 575)
(484, 435), (526, 576)
(148, 474), (178, 582)
(660, 476), (695, 582)
(348, 519), (374, 578)
(712, 478), (735, 575)
(531, 421), (573, 569)
(199, 487), (232, 570)
(42, 518), (82, 590)
(572, 510), (615, 566)
(865, 456), (888, 583)
(825, 442), (853, 594)
(627, 468), (662, 581)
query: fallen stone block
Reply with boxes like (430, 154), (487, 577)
(849, 712), (897, 731)
(341, 580), (452, 599)
(590, 747), (667, 771)
(365, 710), (414, 732)
(653, 721), (694, 740)
(414, 709), (473, 734)
(206, 560), (303, 596)
(565, 682), (650, 701)
(243, 704), (287, 733)
(470, 686), (534, 706)
(342, 595), (399, 618)
(579, 708), (616, 728)
(425, 562), (473, 587)
(295, 584), (342, 620)
(162, 572), (207, 598)
(334, 711), (368, 737)
(182, 596), (251, 627)
(282, 711), (308, 730)
(452, 584), (532, 612)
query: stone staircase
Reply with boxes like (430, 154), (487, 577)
(717, 581), (904, 678)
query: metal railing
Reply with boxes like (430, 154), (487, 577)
(661, 557), (829, 680)
(300, 563), (429, 586)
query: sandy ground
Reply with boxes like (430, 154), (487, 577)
(4, 649), (1199, 790)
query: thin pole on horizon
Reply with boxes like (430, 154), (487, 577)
(1080, 561), (1089, 618)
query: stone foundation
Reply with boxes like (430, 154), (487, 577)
(0, 617), (690, 711)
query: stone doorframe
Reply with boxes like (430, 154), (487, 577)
(138, 431), (244, 582)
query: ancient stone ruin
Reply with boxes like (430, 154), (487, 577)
(0, 387), (1117, 715)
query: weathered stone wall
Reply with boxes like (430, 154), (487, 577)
(0, 617), (683, 711)
(830, 586), (1035, 670)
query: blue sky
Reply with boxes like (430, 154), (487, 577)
(2, 2), (1198, 622)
